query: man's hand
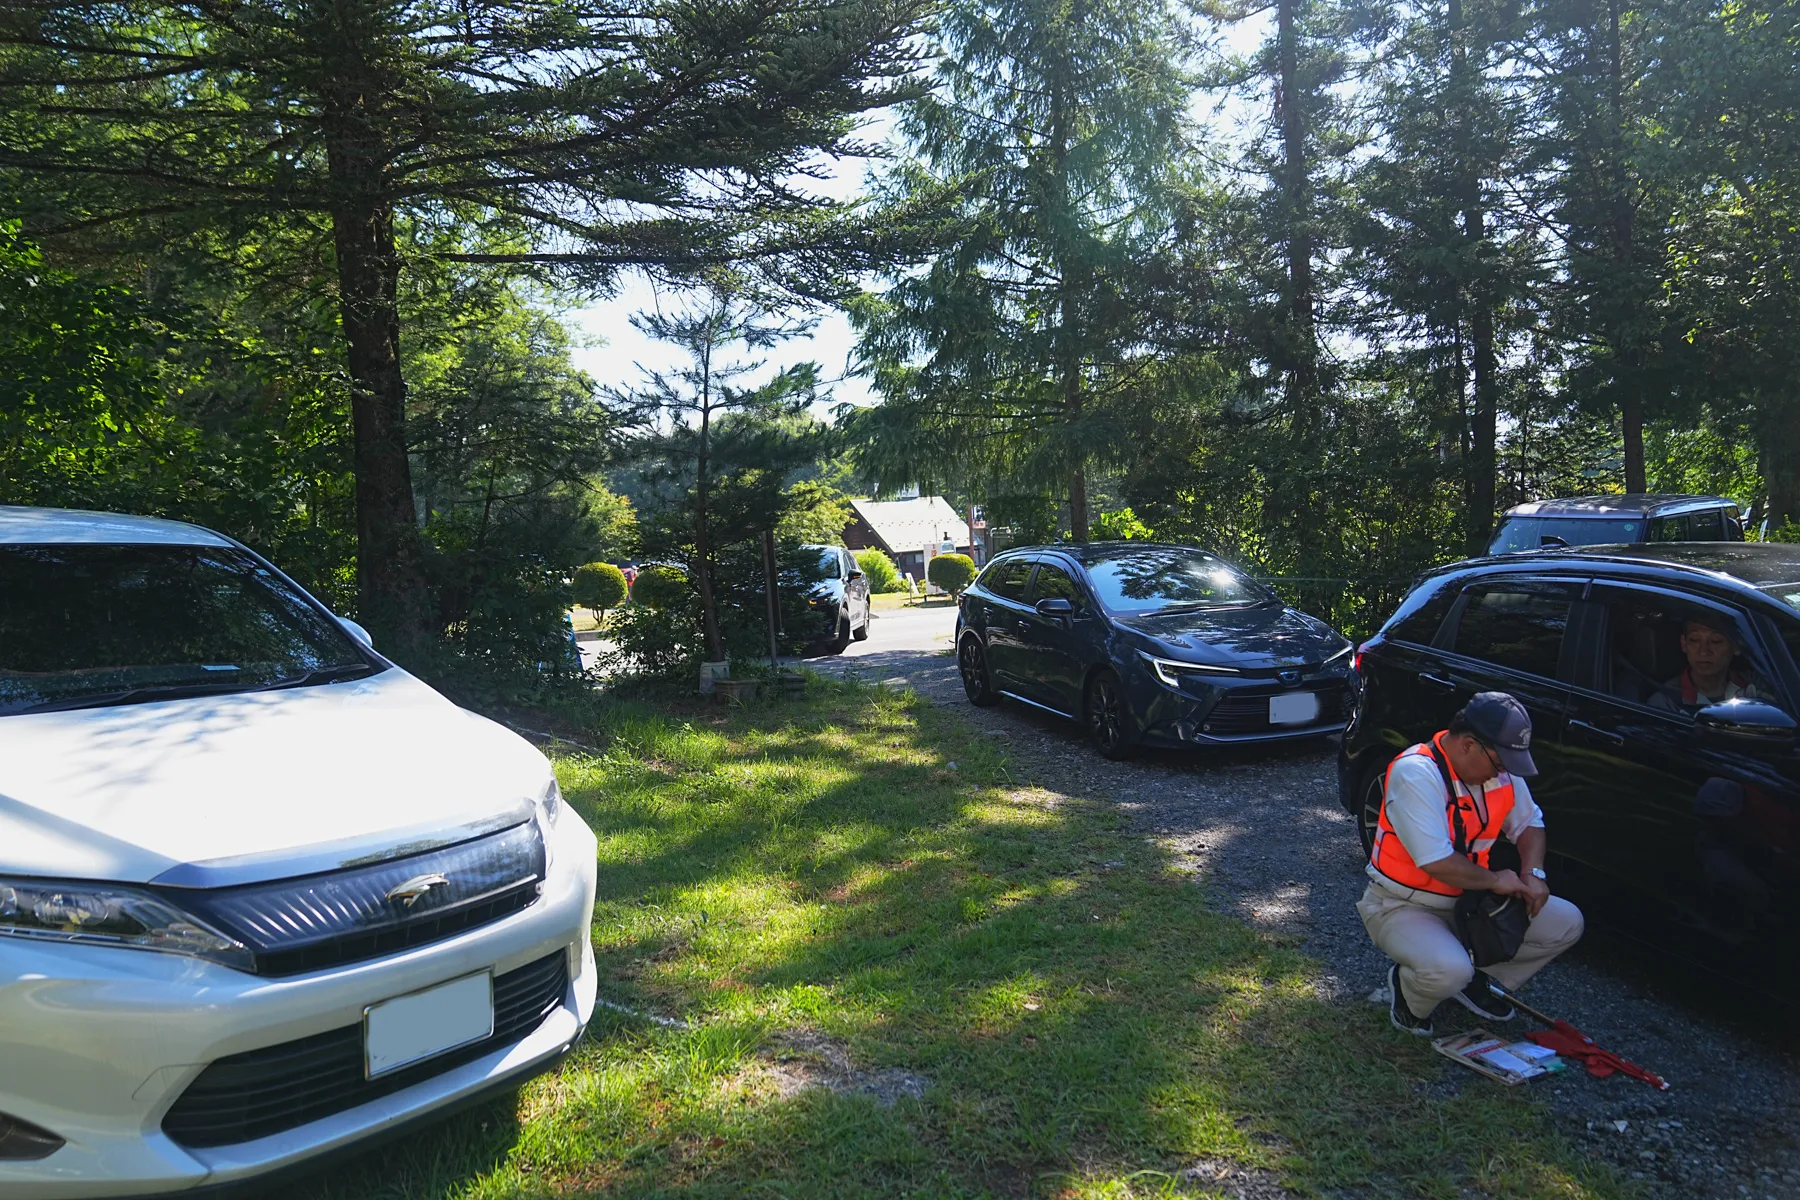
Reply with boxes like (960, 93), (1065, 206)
(1520, 873), (1550, 918)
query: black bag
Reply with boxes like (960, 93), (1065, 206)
(1427, 745), (1528, 968)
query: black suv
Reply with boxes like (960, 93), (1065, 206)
(1340, 543), (1800, 987)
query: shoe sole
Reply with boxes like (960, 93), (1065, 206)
(1450, 988), (1516, 1022)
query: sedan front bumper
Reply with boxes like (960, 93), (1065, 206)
(0, 811), (599, 1199)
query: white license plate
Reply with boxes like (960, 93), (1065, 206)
(1269, 692), (1320, 726)
(364, 971), (494, 1079)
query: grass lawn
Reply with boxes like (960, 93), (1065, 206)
(299, 680), (1630, 1200)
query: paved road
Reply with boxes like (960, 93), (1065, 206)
(789, 601), (961, 689)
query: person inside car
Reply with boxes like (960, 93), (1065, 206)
(1650, 618), (1764, 710)
(1358, 693), (1585, 1037)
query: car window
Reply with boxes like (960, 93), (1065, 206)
(1489, 516), (1643, 553)
(0, 543), (372, 716)
(840, 550), (856, 578)
(1384, 580), (1459, 645)
(1449, 588), (1572, 678)
(815, 548), (841, 579)
(1596, 588), (1776, 712)
(1652, 514), (1691, 541)
(983, 558), (1035, 602)
(1083, 548), (1272, 613)
(1031, 563), (1086, 611)
(1690, 508), (1725, 540)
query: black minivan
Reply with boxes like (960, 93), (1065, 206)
(1340, 543), (1800, 991)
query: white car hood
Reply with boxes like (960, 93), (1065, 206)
(0, 668), (554, 886)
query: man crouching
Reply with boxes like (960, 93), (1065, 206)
(1359, 692), (1585, 1036)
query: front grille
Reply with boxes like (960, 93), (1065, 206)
(171, 821), (546, 976)
(161, 950), (569, 1149)
(1202, 684), (1351, 735)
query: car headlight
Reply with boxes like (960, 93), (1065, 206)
(0, 879), (252, 970)
(538, 778), (563, 826)
(1139, 651), (1240, 688)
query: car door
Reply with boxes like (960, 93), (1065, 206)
(1559, 581), (1800, 958)
(841, 549), (868, 616)
(1430, 576), (1585, 824)
(1012, 557), (1095, 713)
(979, 556), (1038, 689)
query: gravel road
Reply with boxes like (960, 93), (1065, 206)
(805, 614), (1800, 1199)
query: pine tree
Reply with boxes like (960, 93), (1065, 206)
(850, 0), (1195, 542)
(0, 0), (925, 648)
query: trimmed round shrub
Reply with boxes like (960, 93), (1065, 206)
(854, 548), (904, 594)
(572, 561), (628, 616)
(631, 563), (689, 609)
(926, 552), (977, 597)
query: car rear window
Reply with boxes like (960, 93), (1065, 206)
(1083, 548), (1271, 614)
(0, 543), (373, 716)
(1450, 588), (1572, 678)
(1383, 580), (1458, 645)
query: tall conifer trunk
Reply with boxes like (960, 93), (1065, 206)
(1277, 0), (1317, 409)
(325, 85), (432, 650)
(1450, 0), (1498, 555)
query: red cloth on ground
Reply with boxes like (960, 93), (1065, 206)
(1525, 1020), (1669, 1090)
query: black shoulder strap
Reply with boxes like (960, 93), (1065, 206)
(1426, 741), (1473, 859)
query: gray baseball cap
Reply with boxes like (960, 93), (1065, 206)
(1463, 692), (1538, 777)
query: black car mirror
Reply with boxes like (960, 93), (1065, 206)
(1694, 699), (1798, 751)
(846, 568), (864, 581)
(1035, 597), (1075, 619)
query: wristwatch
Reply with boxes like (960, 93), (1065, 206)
(1528, 867), (1548, 881)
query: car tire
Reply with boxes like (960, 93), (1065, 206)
(958, 634), (1001, 706)
(852, 601), (871, 641)
(828, 609), (853, 655)
(1356, 758), (1390, 859)
(1084, 669), (1139, 760)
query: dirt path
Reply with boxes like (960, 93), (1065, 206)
(811, 650), (1800, 1199)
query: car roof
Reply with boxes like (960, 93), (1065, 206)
(1450, 542), (1800, 607)
(997, 541), (1224, 565)
(0, 505), (233, 547)
(1499, 493), (1736, 519)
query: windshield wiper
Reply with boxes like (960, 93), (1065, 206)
(254, 663), (382, 692)
(13, 679), (265, 716)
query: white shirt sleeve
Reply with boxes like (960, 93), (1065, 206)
(1383, 754), (1458, 867)
(1500, 775), (1545, 840)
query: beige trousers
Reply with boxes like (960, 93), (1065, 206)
(1357, 881), (1585, 1016)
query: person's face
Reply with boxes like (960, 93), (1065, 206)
(1449, 732), (1503, 785)
(1681, 622), (1735, 680)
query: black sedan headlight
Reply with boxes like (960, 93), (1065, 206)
(1138, 651), (1240, 688)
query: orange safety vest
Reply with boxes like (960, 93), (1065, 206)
(1370, 732), (1516, 897)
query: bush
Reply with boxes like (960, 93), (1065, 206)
(927, 552), (977, 597)
(854, 548), (904, 593)
(1092, 507), (1155, 541)
(631, 563), (689, 609)
(572, 561), (628, 616)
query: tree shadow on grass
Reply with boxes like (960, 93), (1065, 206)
(299, 684), (1632, 1200)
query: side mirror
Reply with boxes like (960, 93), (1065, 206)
(1695, 699), (1797, 751)
(846, 568), (865, 581)
(1035, 597), (1075, 619)
(337, 617), (374, 648)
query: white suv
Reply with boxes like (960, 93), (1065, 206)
(0, 507), (598, 1197)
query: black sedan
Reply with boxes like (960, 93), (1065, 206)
(1339, 542), (1800, 994)
(955, 543), (1354, 757)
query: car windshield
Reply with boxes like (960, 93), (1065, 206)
(1489, 515), (1643, 553)
(0, 543), (376, 716)
(1084, 549), (1272, 614)
(815, 548), (840, 578)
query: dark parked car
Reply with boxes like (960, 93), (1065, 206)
(1488, 494), (1742, 555)
(955, 543), (1353, 758)
(801, 543), (872, 654)
(1340, 542), (1800, 992)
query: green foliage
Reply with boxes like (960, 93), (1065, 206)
(1090, 508), (1154, 541)
(775, 480), (855, 544)
(573, 562), (629, 615)
(854, 548), (905, 593)
(927, 552), (977, 596)
(631, 565), (690, 610)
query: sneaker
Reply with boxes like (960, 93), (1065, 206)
(1388, 964), (1434, 1037)
(1452, 971), (1517, 1022)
